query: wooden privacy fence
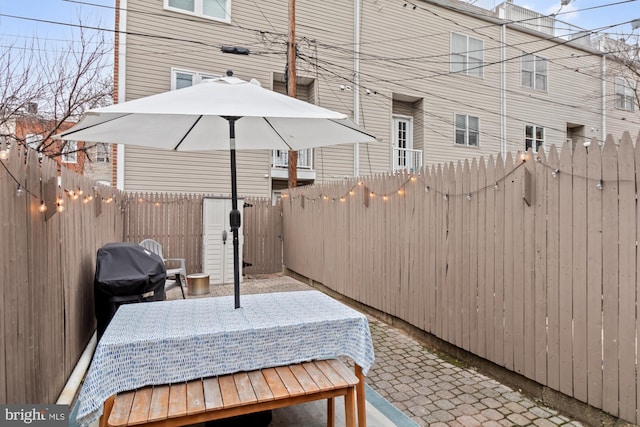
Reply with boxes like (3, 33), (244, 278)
(243, 198), (283, 275)
(283, 132), (640, 424)
(122, 195), (282, 276)
(123, 193), (203, 275)
(0, 144), (124, 405)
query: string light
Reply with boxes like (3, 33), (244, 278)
(425, 186), (430, 193)
(596, 179), (604, 190)
(56, 202), (64, 213)
(467, 193), (472, 201)
(83, 196), (89, 204)
(340, 197), (346, 202)
(383, 195), (388, 201)
(494, 182), (500, 190)
(16, 184), (24, 197)
(349, 190), (355, 196)
(444, 194), (449, 201)
(551, 168), (559, 178)
(0, 149), (8, 160)
(410, 176), (417, 182)
(397, 189), (404, 196)
(39, 201), (47, 212)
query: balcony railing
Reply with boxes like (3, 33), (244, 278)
(272, 149), (313, 169)
(393, 147), (423, 173)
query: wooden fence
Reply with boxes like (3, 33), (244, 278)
(243, 198), (283, 275)
(123, 193), (204, 275)
(0, 143), (124, 404)
(122, 195), (281, 276)
(283, 132), (640, 424)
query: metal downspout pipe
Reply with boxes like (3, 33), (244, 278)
(354, 0), (361, 177)
(501, 23), (507, 157)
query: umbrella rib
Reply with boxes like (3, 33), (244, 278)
(55, 114), (133, 139)
(262, 118), (293, 150)
(173, 115), (203, 151)
(328, 119), (377, 139)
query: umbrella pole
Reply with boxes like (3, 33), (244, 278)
(226, 117), (242, 309)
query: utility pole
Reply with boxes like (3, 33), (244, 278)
(287, 0), (298, 188)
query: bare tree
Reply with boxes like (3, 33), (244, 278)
(598, 32), (640, 111)
(0, 20), (113, 163)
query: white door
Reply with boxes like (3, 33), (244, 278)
(392, 115), (413, 170)
(203, 198), (243, 285)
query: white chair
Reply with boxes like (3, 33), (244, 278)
(139, 239), (187, 299)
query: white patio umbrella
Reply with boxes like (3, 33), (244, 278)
(55, 73), (376, 309)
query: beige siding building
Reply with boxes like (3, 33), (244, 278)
(115, 0), (639, 198)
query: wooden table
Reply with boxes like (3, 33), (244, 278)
(76, 291), (375, 427)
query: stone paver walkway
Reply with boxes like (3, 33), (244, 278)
(168, 274), (584, 427)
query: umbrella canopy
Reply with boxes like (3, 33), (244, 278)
(56, 75), (375, 151)
(56, 74), (376, 309)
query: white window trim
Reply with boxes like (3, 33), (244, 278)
(450, 32), (484, 78)
(454, 113), (480, 147)
(96, 143), (110, 163)
(525, 124), (545, 153)
(615, 77), (636, 112)
(521, 53), (548, 92)
(62, 140), (78, 164)
(164, 0), (232, 23)
(171, 68), (220, 90)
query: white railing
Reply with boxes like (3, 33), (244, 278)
(393, 147), (423, 173)
(272, 149), (313, 169)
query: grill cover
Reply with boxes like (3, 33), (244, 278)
(94, 242), (166, 339)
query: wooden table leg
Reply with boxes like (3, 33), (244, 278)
(344, 387), (356, 427)
(100, 396), (115, 427)
(327, 397), (335, 427)
(355, 365), (366, 427)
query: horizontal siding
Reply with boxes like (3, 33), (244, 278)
(124, 146), (271, 196)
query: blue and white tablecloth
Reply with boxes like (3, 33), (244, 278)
(75, 290), (375, 427)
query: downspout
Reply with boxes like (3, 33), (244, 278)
(353, 0), (361, 177)
(116, 0), (128, 190)
(501, 22), (507, 157)
(601, 53), (606, 143)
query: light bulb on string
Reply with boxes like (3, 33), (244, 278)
(410, 176), (417, 182)
(444, 194), (449, 201)
(596, 180), (604, 190)
(383, 195), (388, 201)
(39, 201), (47, 212)
(83, 196), (89, 204)
(0, 149), (8, 160)
(494, 182), (499, 191)
(56, 202), (64, 213)
(397, 189), (404, 196)
(467, 193), (472, 201)
(16, 184), (24, 197)
(425, 186), (430, 193)
(551, 169), (559, 178)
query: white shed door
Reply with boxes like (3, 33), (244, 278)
(203, 198), (243, 285)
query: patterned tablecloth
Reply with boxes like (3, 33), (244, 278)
(75, 290), (375, 426)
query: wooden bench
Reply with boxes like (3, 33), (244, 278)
(100, 359), (359, 427)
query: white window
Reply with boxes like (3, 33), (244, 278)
(165, 0), (230, 23)
(171, 69), (220, 90)
(96, 143), (110, 163)
(615, 77), (636, 111)
(62, 140), (78, 163)
(525, 125), (544, 152)
(451, 33), (484, 77)
(521, 53), (547, 91)
(455, 114), (480, 147)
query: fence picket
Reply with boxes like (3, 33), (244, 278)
(617, 138), (636, 422)
(586, 140), (603, 409)
(602, 137), (620, 416)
